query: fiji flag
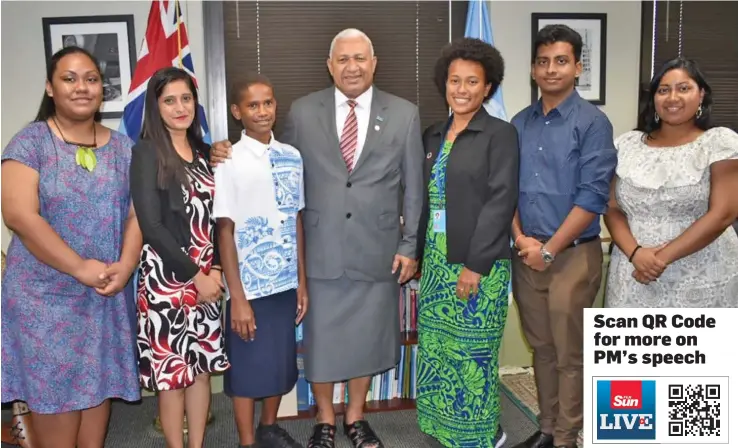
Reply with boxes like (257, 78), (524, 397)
(465, 0), (507, 121)
(119, 0), (211, 144)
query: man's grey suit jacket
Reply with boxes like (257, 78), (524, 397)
(281, 86), (424, 283)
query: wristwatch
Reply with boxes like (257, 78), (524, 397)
(541, 246), (555, 264)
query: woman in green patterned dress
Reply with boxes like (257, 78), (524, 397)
(415, 38), (520, 448)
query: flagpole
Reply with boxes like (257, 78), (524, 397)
(176, 0), (183, 68)
(478, 0), (482, 38)
(448, 0), (452, 43)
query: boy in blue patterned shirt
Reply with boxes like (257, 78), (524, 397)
(214, 74), (307, 448)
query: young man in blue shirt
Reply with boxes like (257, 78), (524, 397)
(510, 25), (617, 448)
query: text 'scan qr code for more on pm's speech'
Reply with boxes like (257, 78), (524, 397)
(668, 384), (721, 437)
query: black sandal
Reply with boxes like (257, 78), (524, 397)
(308, 423), (336, 448)
(344, 420), (384, 448)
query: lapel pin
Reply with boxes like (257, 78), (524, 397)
(374, 125), (380, 131)
(426, 152), (433, 159)
(376, 116), (384, 122)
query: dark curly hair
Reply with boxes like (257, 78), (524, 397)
(637, 57), (713, 138)
(434, 37), (505, 102)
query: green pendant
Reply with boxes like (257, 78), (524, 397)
(75, 146), (97, 172)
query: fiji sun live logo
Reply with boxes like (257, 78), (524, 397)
(596, 380), (656, 440)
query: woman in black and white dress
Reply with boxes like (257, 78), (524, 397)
(130, 67), (229, 448)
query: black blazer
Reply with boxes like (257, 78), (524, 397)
(130, 138), (220, 282)
(416, 107), (520, 275)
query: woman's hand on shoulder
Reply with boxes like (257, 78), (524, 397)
(209, 140), (232, 167)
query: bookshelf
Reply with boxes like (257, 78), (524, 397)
(279, 237), (613, 419)
(279, 279), (420, 419)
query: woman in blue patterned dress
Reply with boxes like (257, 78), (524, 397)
(415, 38), (519, 448)
(1, 46), (141, 447)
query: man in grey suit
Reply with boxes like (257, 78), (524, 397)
(212, 28), (424, 448)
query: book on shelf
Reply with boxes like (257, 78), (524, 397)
(292, 279), (420, 414)
(295, 345), (418, 411)
(400, 279), (419, 334)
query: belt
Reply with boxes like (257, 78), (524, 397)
(531, 235), (599, 249)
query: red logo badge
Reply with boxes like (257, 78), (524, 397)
(609, 381), (642, 410)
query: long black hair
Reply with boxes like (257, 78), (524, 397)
(637, 57), (713, 137)
(35, 46), (103, 123)
(140, 67), (208, 190)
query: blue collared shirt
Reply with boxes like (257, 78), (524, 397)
(511, 90), (617, 239)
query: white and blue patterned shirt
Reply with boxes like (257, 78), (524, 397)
(213, 131), (305, 300)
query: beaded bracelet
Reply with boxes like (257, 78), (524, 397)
(628, 245), (642, 263)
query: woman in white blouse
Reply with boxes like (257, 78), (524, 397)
(604, 57), (738, 307)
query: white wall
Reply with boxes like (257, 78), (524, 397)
(489, 0), (642, 137)
(490, 1), (641, 368)
(488, 0), (641, 246)
(0, 0), (207, 251)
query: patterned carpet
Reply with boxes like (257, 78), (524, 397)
(500, 368), (584, 448)
(2, 391), (538, 447)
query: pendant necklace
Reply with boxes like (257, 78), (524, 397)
(52, 117), (98, 172)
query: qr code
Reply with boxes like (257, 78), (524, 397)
(667, 384), (721, 437)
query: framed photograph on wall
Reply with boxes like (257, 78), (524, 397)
(42, 15), (136, 119)
(530, 13), (607, 106)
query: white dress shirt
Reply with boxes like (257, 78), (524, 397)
(335, 86), (373, 169)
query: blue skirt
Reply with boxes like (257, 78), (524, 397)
(224, 289), (298, 398)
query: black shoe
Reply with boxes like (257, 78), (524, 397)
(256, 423), (302, 448)
(344, 420), (384, 448)
(308, 423), (336, 448)
(513, 431), (554, 448)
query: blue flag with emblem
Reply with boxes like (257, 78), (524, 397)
(465, 0), (507, 121)
(465, 0), (514, 303)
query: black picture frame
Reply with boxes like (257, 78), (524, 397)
(42, 15), (136, 119)
(530, 13), (607, 106)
